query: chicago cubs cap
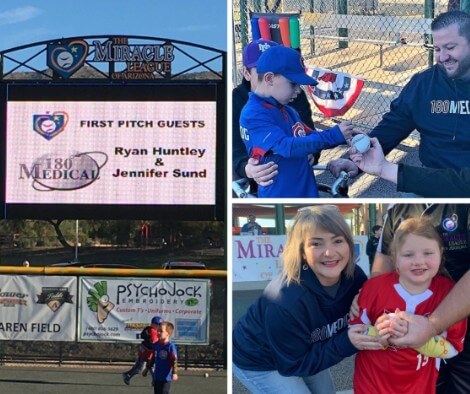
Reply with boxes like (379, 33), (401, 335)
(256, 45), (318, 86)
(151, 316), (163, 325)
(242, 39), (279, 68)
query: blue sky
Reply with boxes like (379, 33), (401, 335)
(0, 0), (227, 51)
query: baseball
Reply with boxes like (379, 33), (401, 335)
(351, 134), (371, 153)
(204, 373), (209, 378)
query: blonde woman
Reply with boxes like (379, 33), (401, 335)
(233, 205), (382, 393)
(350, 218), (467, 394)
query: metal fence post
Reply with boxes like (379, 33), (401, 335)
(240, 0), (249, 52)
(275, 205), (286, 235)
(59, 342), (63, 366)
(184, 345), (188, 370)
(424, 0), (435, 68)
(337, 0), (348, 48)
(309, 0), (316, 56)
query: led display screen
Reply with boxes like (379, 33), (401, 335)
(1, 84), (224, 219)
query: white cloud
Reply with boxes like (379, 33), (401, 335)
(0, 6), (43, 26)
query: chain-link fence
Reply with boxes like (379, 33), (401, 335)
(233, 0), (452, 197)
(0, 276), (226, 370)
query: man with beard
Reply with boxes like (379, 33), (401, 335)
(328, 10), (470, 183)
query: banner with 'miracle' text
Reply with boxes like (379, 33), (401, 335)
(233, 235), (370, 282)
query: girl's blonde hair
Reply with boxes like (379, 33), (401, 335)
(282, 205), (355, 285)
(390, 217), (446, 274)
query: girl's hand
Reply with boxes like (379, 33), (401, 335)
(376, 310), (408, 338)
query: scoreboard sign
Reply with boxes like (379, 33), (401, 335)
(0, 36), (225, 219)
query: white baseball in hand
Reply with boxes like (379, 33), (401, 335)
(351, 134), (371, 153)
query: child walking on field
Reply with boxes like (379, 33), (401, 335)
(239, 45), (354, 197)
(143, 321), (178, 394)
(350, 218), (467, 394)
(122, 315), (163, 385)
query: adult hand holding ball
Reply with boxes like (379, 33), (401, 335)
(351, 134), (371, 153)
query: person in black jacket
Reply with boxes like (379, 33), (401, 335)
(232, 39), (316, 189)
(329, 11), (470, 186)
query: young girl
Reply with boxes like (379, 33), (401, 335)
(350, 217), (467, 394)
(233, 205), (382, 393)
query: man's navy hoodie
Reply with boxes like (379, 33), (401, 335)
(370, 65), (470, 170)
(233, 265), (367, 377)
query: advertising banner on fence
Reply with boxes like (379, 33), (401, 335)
(0, 275), (77, 341)
(233, 235), (370, 282)
(79, 277), (210, 344)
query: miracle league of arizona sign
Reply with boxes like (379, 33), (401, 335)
(47, 37), (174, 80)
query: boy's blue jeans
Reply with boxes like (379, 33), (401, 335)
(233, 363), (335, 394)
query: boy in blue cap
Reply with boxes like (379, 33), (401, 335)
(233, 39), (317, 190)
(239, 45), (354, 197)
(122, 315), (163, 385)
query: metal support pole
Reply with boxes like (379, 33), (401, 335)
(309, 0), (315, 56)
(369, 204), (376, 234)
(74, 220), (79, 262)
(275, 205), (286, 235)
(240, 0), (249, 52)
(424, 0), (435, 68)
(337, 0), (348, 49)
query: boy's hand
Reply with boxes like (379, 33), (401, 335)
(338, 120), (354, 140)
(327, 158), (359, 178)
(172, 373), (179, 381)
